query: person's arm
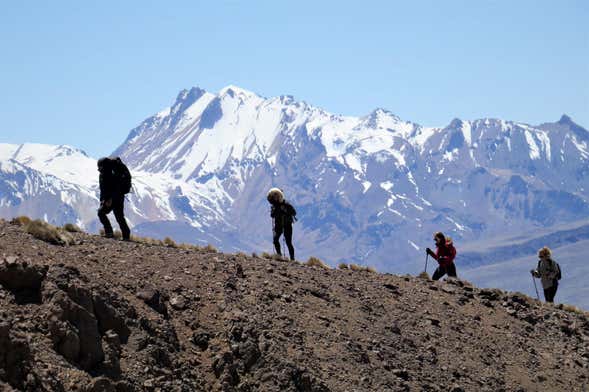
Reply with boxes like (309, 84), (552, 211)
(270, 205), (276, 218)
(426, 247), (438, 260)
(99, 175), (111, 202)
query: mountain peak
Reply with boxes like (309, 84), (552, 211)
(174, 87), (206, 106)
(559, 114), (573, 125)
(219, 84), (259, 99)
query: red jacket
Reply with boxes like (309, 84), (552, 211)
(433, 241), (456, 268)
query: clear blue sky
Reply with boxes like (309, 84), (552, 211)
(0, 1), (587, 158)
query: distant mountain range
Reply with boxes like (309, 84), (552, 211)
(1, 85), (588, 307)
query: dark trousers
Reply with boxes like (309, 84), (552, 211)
(98, 196), (130, 240)
(543, 282), (558, 303)
(432, 263), (457, 281)
(273, 223), (294, 260)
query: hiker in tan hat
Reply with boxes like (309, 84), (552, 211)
(530, 246), (561, 303)
(267, 188), (297, 260)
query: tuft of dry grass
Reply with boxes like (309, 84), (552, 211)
(63, 223), (83, 233)
(272, 254), (285, 261)
(10, 216), (31, 226)
(235, 252), (248, 258)
(349, 263), (376, 273)
(418, 271), (431, 280)
(163, 237), (178, 248)
(204, 244), (217, 253)
(113, 230), (122, 240)
(261, 252), (272, 259)
(306, 257), (331, 269)
(560, 304), (588, 315)
(338, 263), (349, 270)
(24, 219), (74, 246)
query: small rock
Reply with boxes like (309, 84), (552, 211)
(393, 368), (410, 381)
(170, 295), (187, 310)
(5, 256), (18, 265)
(192, 332), (211, 350)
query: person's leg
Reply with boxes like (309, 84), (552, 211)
(284, 223), (294, 260)
(112, 196), (130, 240)
(545, 283), (557, 303)
(97, 202), (114, 236)
(432, 266), (446, 280)
(446, 263), (457, 278)
(543, 287), (555, 303)
(273, 225), (283, 256)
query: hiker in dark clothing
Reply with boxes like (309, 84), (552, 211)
(267, 188), (296, 260)
(426, 232), (457, 280)
(97, 157), (131, 240)
(531, 246), (559, 303)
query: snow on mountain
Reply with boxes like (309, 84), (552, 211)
(2, 86), (589, 279)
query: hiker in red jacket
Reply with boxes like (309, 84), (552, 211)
(426, 232), (457, 280)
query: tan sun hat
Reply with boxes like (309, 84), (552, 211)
(267, 188), (284, 203)
(538, 246), (551, 258)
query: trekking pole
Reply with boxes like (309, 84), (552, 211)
(424, 253), (429, 273)
(531, 275), (540, 301)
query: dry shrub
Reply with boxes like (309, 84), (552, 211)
(349, 263), (375, 273)
(204, 244), (217, 253)
(306, 257), (330, 269)
(24, 219), (74, 246)
(418, 271), (431, 280)
(338, 263), (349, 270)
(261, 252), (272, 259)
(163, 237), (177, 248)
(235, 252), (248, 258)
(113, 230), (122, 240)
(10, 216), (31, 226)
(560, 304), (588, 315)
(63, 223), (82, 233)
(272, 254), (285, 261)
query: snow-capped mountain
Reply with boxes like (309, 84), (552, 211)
(2, 86), (589, 275)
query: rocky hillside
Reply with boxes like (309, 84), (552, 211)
(0, 219), (587, 391)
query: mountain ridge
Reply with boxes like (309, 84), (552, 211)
(1, 85), (588, 308)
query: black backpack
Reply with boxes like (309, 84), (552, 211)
(112, 157), (132, 194)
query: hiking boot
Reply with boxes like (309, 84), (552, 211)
(104, 232), (114, 239)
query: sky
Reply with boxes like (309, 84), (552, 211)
(0, 1), (587, 158)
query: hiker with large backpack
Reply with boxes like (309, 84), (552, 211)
(97, 157), (131, 241)
(426, 232), (457, 280)
(530, 246), (560, 303)
(267, 188), (297, 261)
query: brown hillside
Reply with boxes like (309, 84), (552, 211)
(0, 219), (587, 391)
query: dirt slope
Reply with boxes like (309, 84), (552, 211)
(0, 220), (587, 391)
